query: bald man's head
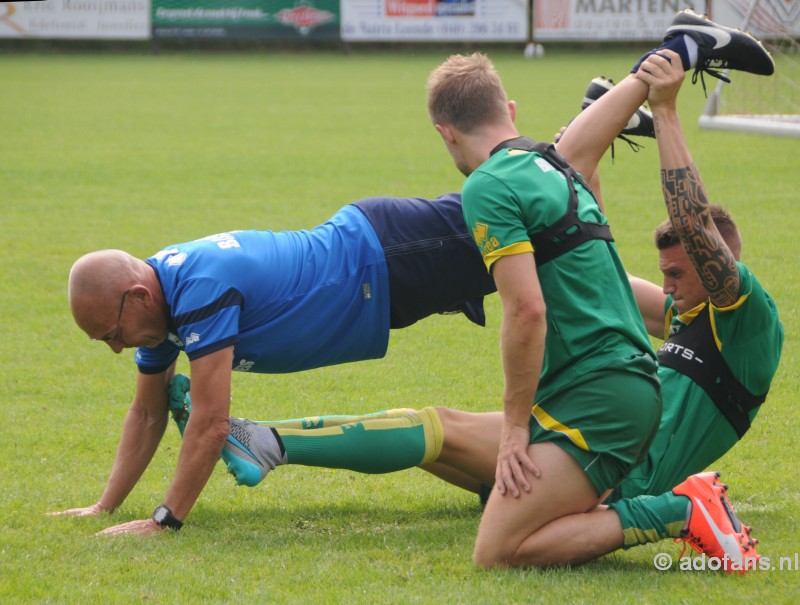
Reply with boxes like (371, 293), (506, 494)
(69, 248), (137, 302)
(69, 250), (166, 348)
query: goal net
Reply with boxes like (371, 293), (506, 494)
(699, 0), (800, 138)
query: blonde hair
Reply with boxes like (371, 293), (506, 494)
(426, 52), (509, 134)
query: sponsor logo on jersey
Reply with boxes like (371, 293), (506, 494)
(659, 341), (703, 363)
(472, 221), (500, 257)
(153, 248), (187, 266)
(234, 358), (255, 372)
(473, 221), (488, 245)
(185, 332), (200, 345)
(166, 253), (187, 266)
(201, 232), (241, 250)
(302, 416), (324, 429)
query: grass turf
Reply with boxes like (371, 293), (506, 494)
(1, 47), (798, 604)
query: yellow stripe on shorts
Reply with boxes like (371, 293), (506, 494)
(531, 404), (589, 451)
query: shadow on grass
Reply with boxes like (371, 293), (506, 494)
(179, 499), (670, 574)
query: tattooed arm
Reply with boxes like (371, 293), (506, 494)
(638, 56), (740, 308)
(659, 161), (740, 308)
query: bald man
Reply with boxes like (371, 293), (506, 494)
(58, 194), (496, 535)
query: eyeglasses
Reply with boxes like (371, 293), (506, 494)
(95, 290), (130, 344)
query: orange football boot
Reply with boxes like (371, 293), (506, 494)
(673, 471), (759, 574)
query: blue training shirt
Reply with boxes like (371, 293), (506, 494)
(136, 205), (390, 374)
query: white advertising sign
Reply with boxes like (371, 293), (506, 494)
(711, 0), (800, 37)
(342, 0), (529, 42)
(533, 0), (709, 42)
(0, 0), (150, 40)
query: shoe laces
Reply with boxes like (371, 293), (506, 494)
(674, 534), (705, 559)
(616, 134), (644, 154)
(229, 422), (252, 449)
(607, 135), (644, 164)
(692, 57), (731, 97)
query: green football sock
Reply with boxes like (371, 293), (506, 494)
(255, 408), (415, 430)
(275, 407), (444, 474)
(609, 492), (691, 548)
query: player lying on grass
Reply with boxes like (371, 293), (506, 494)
(170, 15), (781, 572)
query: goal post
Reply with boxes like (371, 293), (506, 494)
(699, 0), (800, 138)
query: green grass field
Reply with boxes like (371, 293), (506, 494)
(1, 47), (798, 604)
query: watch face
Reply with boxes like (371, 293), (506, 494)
(153, 505), (169, 524)
(152, 504), (182, 529)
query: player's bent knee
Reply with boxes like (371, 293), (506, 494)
(474, 540), (559, 570)
(473, 546), (505, 570)
(473, 527), (522, 569)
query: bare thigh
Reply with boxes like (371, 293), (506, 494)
(473, 441), (602, 569)
(435, 407), (503, 487)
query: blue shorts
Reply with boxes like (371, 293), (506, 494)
(351, 194), (496, 329)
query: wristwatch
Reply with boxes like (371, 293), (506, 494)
(151, 504), (183, 530)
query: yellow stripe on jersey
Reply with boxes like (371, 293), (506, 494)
(484, 241), (534, 271)
(676, 293), (749, 352)
(710, 291), (749, 352)
(675, 301), (709, 345)
(531, 404), (589, 451)
(676, 301), (705, 324)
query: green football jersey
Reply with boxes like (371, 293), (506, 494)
(461, 147), (656, 401)
(614, 262), (784, 499)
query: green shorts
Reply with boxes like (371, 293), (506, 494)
(529, 367), (661, 495)
(606, 378), (747, 503)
